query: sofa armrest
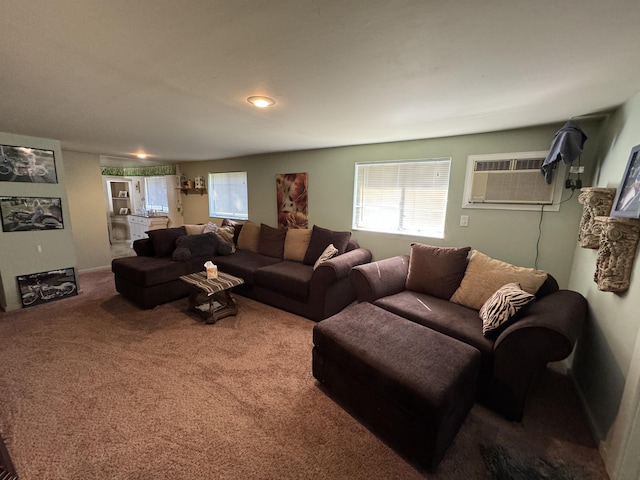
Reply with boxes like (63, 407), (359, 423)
(312, 248), (373, 288)
(349, 255), (410, 303)
(489, 289), (587, 419)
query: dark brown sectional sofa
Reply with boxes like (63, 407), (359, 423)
(344, 246), (588, 421)
(111, 222), (372, 321)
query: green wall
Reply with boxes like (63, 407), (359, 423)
(178, 122), (603, 288)
(0, 133), (77, 311)
(569, 93), (640, 478)
(63, 150), (112, 272)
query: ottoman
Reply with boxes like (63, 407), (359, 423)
(312, 302), (481, 470)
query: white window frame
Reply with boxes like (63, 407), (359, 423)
(208, 171), (248, 220)
(352, 158), (451, 239)
(144, 176), (169, 213)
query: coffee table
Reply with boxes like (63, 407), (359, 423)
(179, 271), (244, 324)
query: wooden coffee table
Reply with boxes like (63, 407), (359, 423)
(179, 271), (244, 324)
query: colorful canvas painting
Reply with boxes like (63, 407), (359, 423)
(276, 173), (308, 228)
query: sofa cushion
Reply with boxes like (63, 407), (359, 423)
(214, 225), (236, 252)
(213, 249), (281, 284)
(253, 261), (313, 300)
(405, 243), (471, 300)
(133, 238), (155, 257)
(112, 255), (206, 288)
(184, 224), (206, 235)
(258, 223), (286, 259)
(172, 233), (233, 261)
(479, 283), (536, 338)
(303, 225), (352, 265)
(373, 290), (495, 356)
(146, 226), (187, 258)
(450, 250), (547, 310)
(236, 221), (261, 253)
(283, 228), (312, 262)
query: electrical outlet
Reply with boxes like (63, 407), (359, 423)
(460, 215), (469, 227)
(37, 245), (42, 253)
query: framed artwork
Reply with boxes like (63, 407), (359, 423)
(118, 190), (128, 198)
(611, 144), (640, 218)
(119, 207), (129, 215)
(276, 172), (308, 228)
(17, 267), (77, 308)
(0, 196), (64, 232)
(0, 144), (57, 183)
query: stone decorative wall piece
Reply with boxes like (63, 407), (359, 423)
(594, 216), (640, 292)
(578, 187), (617, 248)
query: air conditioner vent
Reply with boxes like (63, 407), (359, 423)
(514, 158), (545, 171)
(466, 152), (557, 206)
(474, 160), (511, 172)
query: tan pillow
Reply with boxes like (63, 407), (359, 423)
(184, 224), (206, 235)
(283, 228), (312, 262)
(236, 221), (261, 253)
(450, 250), (547, 310)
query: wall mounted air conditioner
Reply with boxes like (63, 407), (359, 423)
(463, 151), (564, 211)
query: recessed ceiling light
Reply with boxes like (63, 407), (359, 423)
(247, 96), (276, 108)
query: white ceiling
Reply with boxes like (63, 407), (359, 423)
(1, 1), (639, 166)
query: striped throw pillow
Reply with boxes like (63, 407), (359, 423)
(479, 283), (535, 337)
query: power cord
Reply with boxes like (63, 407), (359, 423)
(534, 188), (575, 269)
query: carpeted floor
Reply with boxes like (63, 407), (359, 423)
(0, 270), (609, 479)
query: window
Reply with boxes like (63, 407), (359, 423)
(208, 171), (248, 220)
(145, 176), (169, 213)
(353, 158), (451, 238)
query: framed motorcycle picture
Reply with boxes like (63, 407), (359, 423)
(17, 267), (77, 308)
(0, 143), (57, 183)
(0, 196), (64, 232)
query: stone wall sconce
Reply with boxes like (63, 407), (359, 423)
(577, 187), (617, 248)
(593, 216), (640, 292)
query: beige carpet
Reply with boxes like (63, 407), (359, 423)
(0, 270), (609, 479)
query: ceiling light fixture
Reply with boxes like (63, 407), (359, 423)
(136, 153), (147, 159)
(247, 96), (276, 108)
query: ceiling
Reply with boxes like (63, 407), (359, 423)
(1, 1), (639, 166)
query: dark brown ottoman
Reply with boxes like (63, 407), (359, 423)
(312, 302), (481, 470)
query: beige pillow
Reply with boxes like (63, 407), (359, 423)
(236, 221), (261, 253)
(184, 224), (206, 235)
(283, 228), (312, 262)
(450, 250), (547, 310)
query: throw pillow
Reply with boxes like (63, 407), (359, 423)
(172, 232), (232, 261)
(450, 250), (547, 310)
(258, 223), (287, 259)
(203, 222), (218, 233)
(479, 283), (536, 337)
(302, 225), (352, 265)
(313, 244), (338, 270)
(283, 228), (312, 262)
(405, 243), (471, 300)
(184, 224), (206, 235)
(221, 218), (243, 244)
(236, 221), (261, 253)
(146, 226), (187, 258)
(215, 225), (236, 253)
